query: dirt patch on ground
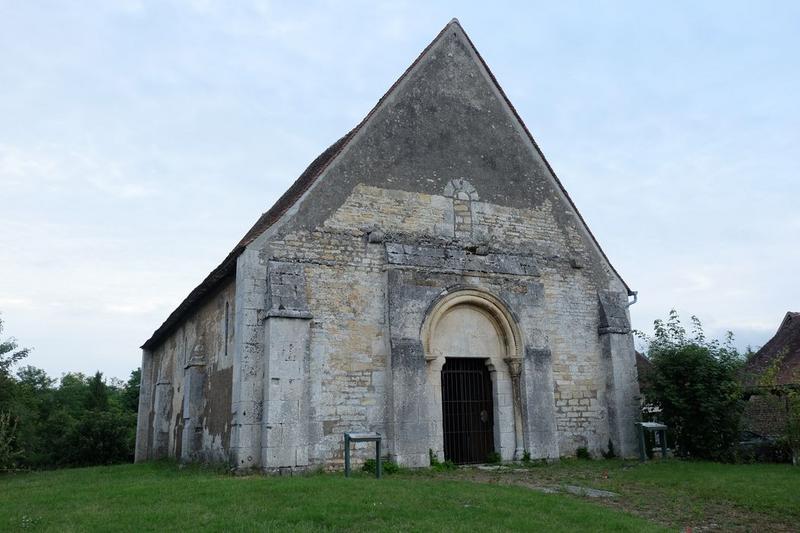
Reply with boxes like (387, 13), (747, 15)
(408, 464), (797, 532)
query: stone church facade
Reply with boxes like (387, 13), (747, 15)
(135, 20), (641, 471)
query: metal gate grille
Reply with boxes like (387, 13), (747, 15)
(441, 357), (495, 464)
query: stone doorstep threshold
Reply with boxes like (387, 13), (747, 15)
(512, 482), (618, 498)
(563, 485), (619, 498)
(463, 465), (619, 498)
(473, 464), (512, 471)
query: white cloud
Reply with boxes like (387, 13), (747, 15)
(0, 143), (157, 198)
(0, 298), (36, 310)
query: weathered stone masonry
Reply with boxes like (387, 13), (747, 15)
(136, 19), (641, 471)
(135, 280), (235, 464)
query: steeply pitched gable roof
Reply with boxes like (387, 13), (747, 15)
(744, 312), (800, 386)
(141, 19), (632, 351)
(140, 133), (353, 351)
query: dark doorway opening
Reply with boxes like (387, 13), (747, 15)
(441, 357), (495, 464)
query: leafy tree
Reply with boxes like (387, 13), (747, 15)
(0, 314), (29, 469)
(67, 409), (135, 466)
(9, 365), (53, 466)
(120, 368), (141, 413)
(64, 371), (136, 465)
(637, 310), (745, 461)
(0, 412), (22, 470)
(56, 373), (90, 414)
(740, 345), (762, 365)
(0, 313), (139, 468)
(86, 371), (109, 411)
(16, 366), (55, 391)
(36, 408), (78, 467)
(0, 314), (30, 376)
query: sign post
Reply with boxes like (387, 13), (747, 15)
(344, 432), (382, 478)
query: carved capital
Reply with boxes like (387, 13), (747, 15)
(426, 355), (446, 373)
(504, 357), (523, 378)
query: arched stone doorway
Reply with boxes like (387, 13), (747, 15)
(422, 289), (524, 462)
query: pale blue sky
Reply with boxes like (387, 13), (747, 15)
(1, 1), (798, 379)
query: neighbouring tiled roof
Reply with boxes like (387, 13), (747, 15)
(141, 19), (633, 351)
(636, 350), (652, 373)
(635, 350), (653, 389)
(743, 312), (800, 387)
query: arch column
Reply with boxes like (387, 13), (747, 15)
(426, 354), (521, 462)
(504, 357), (525, 460)
(425, 355), (446, 462)
(181, 341), (207, 463)
(422, 288), (524, 462)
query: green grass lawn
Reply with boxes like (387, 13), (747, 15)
(602, 460), (800, 524)
(431, 459), (800, 531)
(1, 460), (798, 532)
(0, 462), (662, 532)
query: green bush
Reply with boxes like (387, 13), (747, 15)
(428, 449), (457, 471)
(638, 311), (744, 461)
(67, 410), (136, 466)
(576, 447), (591, 460)
(0, 412), (22, 470)
(436, 460), (457, 471)
(361, 458), (400, 474)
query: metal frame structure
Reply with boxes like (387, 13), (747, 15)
(343, 432), (382, 478)
(635, 422), (668, 461)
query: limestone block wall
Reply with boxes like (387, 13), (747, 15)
(138, 20), (641, 468)
(139, 179), (638, 467)
(253, 182), (637, 464)
(136, 279), (235, 463)
(229, 249), (267, 470)
(261, 231), (388, 468)
(331, 184), (628, 456)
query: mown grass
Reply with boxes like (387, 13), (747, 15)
(605, 460), (800, 522)
(430, 459), (800, 531)
(3, 460), (798, 532)
(0, 462), (663, 532)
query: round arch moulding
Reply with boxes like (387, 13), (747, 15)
(421, 288), (523, 362)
